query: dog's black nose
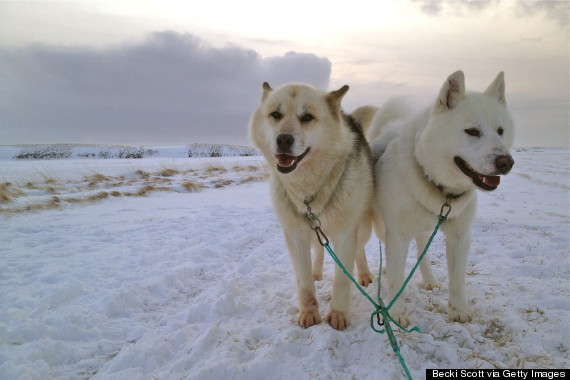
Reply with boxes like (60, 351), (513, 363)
(496, 155), (514, 174)
(276, 134), (294, 152)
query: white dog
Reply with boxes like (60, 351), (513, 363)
(364, 71), (515, 325)
(249, 83), (374, 330)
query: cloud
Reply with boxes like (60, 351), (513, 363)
(515, 0), (569, 29)
(411, 0), (568, 30)
(0, 31), (331, 145)
(410, 0), (497, 17)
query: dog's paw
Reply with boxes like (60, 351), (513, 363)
(391, 313), (411, 328)
(358, 272), (374, 287)
(326, 310), (350, 330)
(297, 310), (321, 328)
(421, 281), (441, 291)
(449, 309), (472, 323)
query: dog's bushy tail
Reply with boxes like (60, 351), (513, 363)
(350, 105), (379, 136)
(367, 97), (412, 142)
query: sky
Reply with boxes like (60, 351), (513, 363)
(0, 0), (568, 147)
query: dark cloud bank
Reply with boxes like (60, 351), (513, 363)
(412, 0), (569, 28)
(0, 32), (331, 146)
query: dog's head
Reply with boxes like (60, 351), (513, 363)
(249, 82), (349, 174)
(419, 71), (515, 192)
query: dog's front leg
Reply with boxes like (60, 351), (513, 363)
(355, 211), (374, 287)
(284, 228), (321, 328)
(385, 229), (412, 327)
(445, 230), (472, 323)
(416, 232), (441, 290)
(326, 229), (357, 330)
(311, 237), (324, 281)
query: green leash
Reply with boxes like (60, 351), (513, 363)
(305, 198), (452, 379)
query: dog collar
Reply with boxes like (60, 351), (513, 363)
(413, 154), (466, 200)
(430, 181), (466, 200)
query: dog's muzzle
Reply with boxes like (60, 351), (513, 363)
(274, 134), (310, 174)
(454, 154), (514, 191)
(276, 133), (294, 153)
(495, 155), (515, 175)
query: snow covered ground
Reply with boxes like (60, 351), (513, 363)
(0, 148), (568, 379)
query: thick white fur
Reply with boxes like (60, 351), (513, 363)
(249, 83), (374, 330)
(368, 71), (515, 326)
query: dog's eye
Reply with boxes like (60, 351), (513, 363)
(497, 127), (504, 136)
(464, 128), (481, 137)
(270, 111), (283, 121)
(299, 113), (315, 124)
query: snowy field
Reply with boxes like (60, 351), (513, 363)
(0, 147), (568, 379)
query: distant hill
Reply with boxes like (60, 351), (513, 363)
(0, 144), (259, 160)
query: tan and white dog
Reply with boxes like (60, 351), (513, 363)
(358, 71), (515, 326)
(249, 83), (374, 330)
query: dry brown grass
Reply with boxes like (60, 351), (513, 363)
(466, 268), (480, 276)
(85, 174), (112, 188)
(233, 164), (263, 173)
(87, 173), (111, 182)
(88, 191), (110, 201)
(0, 183), (12, 203)
(522, 306), (547, 322)
(483, 318), (515, 348)
(64, 196), (84, 204)
(238, 174), (270, 184)
(182, 181), (206, 192)
(0, 182), (24, 204)
(51, 191), (110, 205)
(213, 180), (235, 188)
(515, 173), (531, 179)
(203, 163), (228, 174)
(110, 181), (126, 188)
(150, 177), (171, 185)
(125, 185), (154, 197)
(159, 168), (179, 177)
(1, 163), (269, 216)
(135, 170), (150, 179)
(125, 185), (172, 197)
(19, 197), (62, 213)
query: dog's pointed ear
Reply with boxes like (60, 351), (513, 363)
(261, 82), (272, 102)
(326, 85), (349, 119)
(484, 72), (506, 105)
(329, 85), (349, 101)
(436, 71), (466, 112)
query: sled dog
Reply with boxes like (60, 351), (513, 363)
(364, 71), (515, 325)
(249, 83), (374, 330)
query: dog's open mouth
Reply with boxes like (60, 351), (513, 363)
(275, 148), (310, 174)
(454, 156), (500, 191)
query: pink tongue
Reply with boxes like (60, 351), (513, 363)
(482, 175), (500, 187)
(276, 154), (296, 167)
